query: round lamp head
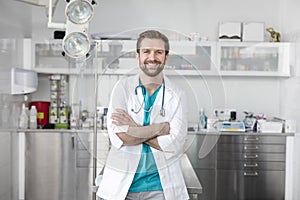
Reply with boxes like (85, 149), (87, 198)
(63, 32), (90, 58)
(66, 0), (93, 24)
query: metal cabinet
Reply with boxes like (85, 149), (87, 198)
(186, 134), (287, 200)
(185, 135), (218, 200)
(216, 135), (286, 200)
(24, 130), (109, 200)
(0, 131), (18, 200)
(25, 131), (95, 200)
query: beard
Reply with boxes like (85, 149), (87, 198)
(140, 60), (165, 77)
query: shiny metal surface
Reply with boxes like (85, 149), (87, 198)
(25, 131), (93, 200)
(186, 134), (287, 200)
(180, 154), (202, 195)
(216, 135), (286, 200)
(186, 135), (217, 200)
(0, 130), (18, 200)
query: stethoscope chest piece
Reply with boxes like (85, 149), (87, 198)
(160, 108), (166, 117)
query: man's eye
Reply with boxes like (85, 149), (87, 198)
(156, 51), (164, 54)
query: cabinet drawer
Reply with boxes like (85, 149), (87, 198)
(217, 169), (285, 200)
(217, 160), (285, 170)
(217, 152), (285, 162)
(218, 135), (286, 144)
(217, 143), (286, 153)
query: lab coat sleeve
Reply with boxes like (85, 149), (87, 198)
(107, 80), (129, 149)
(157, 90), (188, 156)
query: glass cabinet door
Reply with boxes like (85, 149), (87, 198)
(34, 40), (68, 70)
(218, 42), (291, 76)
(96, 40), (217, 76)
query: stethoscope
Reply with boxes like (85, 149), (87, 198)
(131, 80), (166, 117)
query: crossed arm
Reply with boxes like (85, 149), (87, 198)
(111, 109), (170, 150)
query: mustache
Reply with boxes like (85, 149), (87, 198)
(144, 60), (162, 65)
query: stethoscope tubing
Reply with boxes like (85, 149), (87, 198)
(131, 80), (165, 117)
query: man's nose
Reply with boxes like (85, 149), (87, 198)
(148, 51), (156, 60)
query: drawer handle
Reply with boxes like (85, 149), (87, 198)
(244, 154), (258, 159)
(244, 163), (258, 167)
(244, 146), (259, 150)
(244, 171), (258, 176)
(244, 137), (259, 142)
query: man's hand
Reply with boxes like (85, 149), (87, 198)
(156, 122), (170, 136)
(111, 108), (138, 127)
(111, 108), (170, 148)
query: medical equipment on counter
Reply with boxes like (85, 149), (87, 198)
(218, 121), (246, 132)
(131, 80), (166, 117)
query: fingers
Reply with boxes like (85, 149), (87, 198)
(111, 109), (137, 127)
(161, 122), (170, 135)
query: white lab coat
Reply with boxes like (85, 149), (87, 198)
(96, 74), (189, 200)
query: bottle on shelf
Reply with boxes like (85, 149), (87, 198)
(19, 103), (28, 129)
(198, 108), (207, 131)
(70, 107), (78, 129)
(2, 103), (10, 128)
(102, 108), (108, 130)
(29, 105), (38, 129)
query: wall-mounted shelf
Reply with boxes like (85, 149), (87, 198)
(31, 40), (292, 77)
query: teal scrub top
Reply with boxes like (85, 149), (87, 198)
(128, 86), (163, 192)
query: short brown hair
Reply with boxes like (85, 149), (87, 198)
(136, 30), (169, 55)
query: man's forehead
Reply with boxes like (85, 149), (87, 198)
(140, 38), (165, 49)
(139, 47), (165, 51)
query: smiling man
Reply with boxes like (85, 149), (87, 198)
(97, 30), (189, 200)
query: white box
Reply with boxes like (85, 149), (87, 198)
(219, 22), (241, 41)
(242, 22), (264, 42)
(259, 121), (283, 133)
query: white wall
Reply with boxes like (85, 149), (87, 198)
(31, 0), (283, 41)
(0, 1), (32, 38)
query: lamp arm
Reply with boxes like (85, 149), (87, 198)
(47, 0), (66, 29)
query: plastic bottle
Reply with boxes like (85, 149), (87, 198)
(2, 104), (10, 128)
(19, 103), (28, 129)
(29, 105), (37, 129)
(70, 107), (78, 129)
(102, 108), (108, 130)
(198, 108), (207, 131)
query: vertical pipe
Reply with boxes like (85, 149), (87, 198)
(92, 41), (99, 200)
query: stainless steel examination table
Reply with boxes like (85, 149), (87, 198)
(181, 153), (203, 199)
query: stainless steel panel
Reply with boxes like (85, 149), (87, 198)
(218, 135), (286, 144)
(25, 132), (76, 200)
(0, 131), (18, 200)
(241, 170), (285, 200)
(217, 160), (285, 170)
(186, 135), (217, 200)
(217, 152), (285, 162)
(194, 168), (216, 200)
(217, 144), (286, 153)
(186, 135), (217, 169)
(217, 170), (285, 200)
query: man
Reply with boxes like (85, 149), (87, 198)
(97, 30), (189, 200)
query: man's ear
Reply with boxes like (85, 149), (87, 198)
(165, 54), (169, 61)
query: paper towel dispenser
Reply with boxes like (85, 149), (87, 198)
(0, 68), (37, 95)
